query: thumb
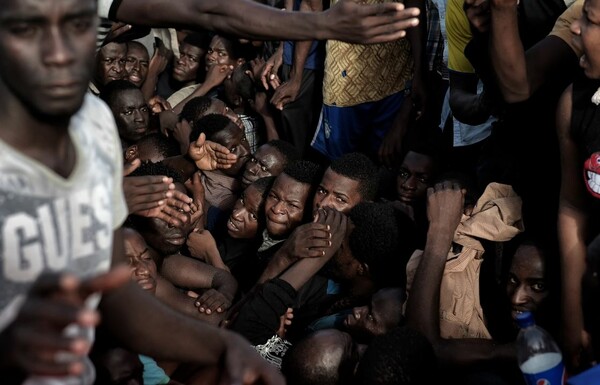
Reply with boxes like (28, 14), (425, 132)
(123, 158), (141, 176)
(195, 132), (207, 148)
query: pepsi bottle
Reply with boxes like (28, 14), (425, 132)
(516, 311), (566, 385)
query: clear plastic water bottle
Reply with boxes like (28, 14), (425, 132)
(516, 311), (566, 385)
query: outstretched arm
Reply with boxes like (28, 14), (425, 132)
(110, 0), (420, 43)
(101, 229), (284, 385)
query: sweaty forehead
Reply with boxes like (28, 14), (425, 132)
(116, 89), (146, 108)
(101, 43), (127, 58)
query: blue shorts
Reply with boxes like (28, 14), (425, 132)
(311, 90), (407, 160)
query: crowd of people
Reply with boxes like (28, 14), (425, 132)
(1, 0), (600, 384)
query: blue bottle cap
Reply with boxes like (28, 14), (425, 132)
(515, 311), (535, 328)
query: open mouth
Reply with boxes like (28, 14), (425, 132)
(227, 218), (239, 232)
(585, 169), (600, 197)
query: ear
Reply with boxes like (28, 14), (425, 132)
(236, 58), (246, 67)
(357, 262), (370, 277)
(125, 145), (138, 161)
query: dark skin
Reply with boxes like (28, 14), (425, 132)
(313, 168), (363, 214)
(113, 0), (421, 44)
(264, 173), (312, 239)
(0, 1), (283, 383)
(259, 168), (365, 283)
(405, 183), (516, 367)
(396, 151), (435, 205)
(241, 144), (286, 188)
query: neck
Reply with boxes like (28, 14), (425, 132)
(0, 98), (74, 177)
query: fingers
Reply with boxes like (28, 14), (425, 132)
(125, 174), (173, 188)
(79, 265), (131, 296)
(195, 291), (229, 314)
(167, 190), (194, 211)
(260, 62), (274, 90)
(158, 205), (191, 227)
(19, 298), (98, 329)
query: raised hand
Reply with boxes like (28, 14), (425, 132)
(2, 267), (130, 377)
(188, 132), (238, 171)
(123, 158), (193, 227)
(324, 0), (420, 44)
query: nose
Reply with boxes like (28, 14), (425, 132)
(319, 195), (335, 209)
(511, 285), (530, 306)
(247, 161), (259, 175)
(231, 207), (245, 221)
(271, 200), (286, 214)
(206, 50), (217, 62)
(133, 109), (144, 122)
(42, 27), (75, 66)
(402, 176), (418, 190)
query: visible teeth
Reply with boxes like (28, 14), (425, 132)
(587, 170), (600, 194)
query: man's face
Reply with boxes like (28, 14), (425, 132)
(139, 184), (193, 256)
(111, 89), (150, 143)
(344, 288), (404, 342)
(313, 168), (363, 214)
(173, 43), (203, 83)
(572, 0), (600, 79)
(212, 123), (250, 176)
(0, 0), (97, 119)
(125, 43), (149, 87)
(228, 184), (263, 239)
(242, 144), (286, 187)
(205, 35), (236, 71)
(124, 228), (158, 295)
(265, 173), (311, 238)
(396, 151), (434, 205)
(506, 245), (548, 320)
(96, 42), (127, 86)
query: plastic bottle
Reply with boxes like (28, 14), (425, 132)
(516, 311), (566, 385)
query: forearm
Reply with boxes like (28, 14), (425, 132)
(405, 0), (425, 82)
(280, 252), (331, 291)
(211, 270), (238, 302)
(172, 83), (213, 115)
(490, 3), (529, 102)
(287, 1), (322, 80)
(449, 88), (492, 125)
(115, 0), (326, 41)
(141, 71), (160, 101)
(558, 204), (588, 332)
(262, 113), (280, 141)
(100, 281), (229, 362)
(405, 224), (454, 340)
(257, 248), (296, 284)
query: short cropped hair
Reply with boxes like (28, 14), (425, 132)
(190, 114), (234, 143)
(99, 80), (140, 108)
(348, 202), (417, 288)
(266, 140), (300, 166)
(135, 133), (180, 160)
(283, 160), (323, 186)
(330, 152), (379, 201)
(127, 160), (184, 185)
(356, 327), (436, 385)
(180, 96), (213, 125)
